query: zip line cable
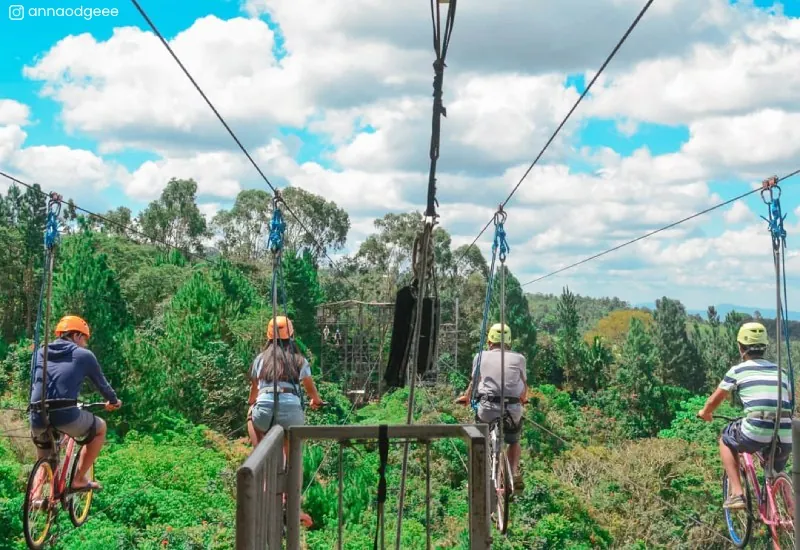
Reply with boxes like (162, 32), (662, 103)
(520, 168), (800, 287)
(461, 0), (655, 256)
(129, 0), (345, 271)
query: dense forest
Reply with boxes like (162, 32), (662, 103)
(0, 178), (797, 549)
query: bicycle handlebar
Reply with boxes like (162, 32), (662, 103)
(78, 401), (113, 411)
(711, 414), (741, 422)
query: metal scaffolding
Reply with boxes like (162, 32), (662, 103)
(316, 300), (394, 402)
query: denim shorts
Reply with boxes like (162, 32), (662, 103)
(721, 419), (792, 472)
(251, 399), (305, 432)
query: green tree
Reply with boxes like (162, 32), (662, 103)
(95, 206), (133, 237)
(613, 317), (685, 437)
(138, 178), (208, 252)
(281, 186), (350, 261)
(212, 189), (273, 261)
(555, 286), (581, 388)
(653, 297), (703, 391)
(489, 266), (538, 380)
(282, 250), (323, 342)
(580, 336), (613, 391)
(51, 227), (132, 382)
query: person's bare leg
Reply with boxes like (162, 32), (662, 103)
(72, 419), (106, 488)
(507, 442), (521, 476)
(32, 445), (51, 499)
(248, 419), (264, 447)
(720, 437), (742, 496)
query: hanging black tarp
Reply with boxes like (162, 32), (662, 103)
(384, 284), (416, 388)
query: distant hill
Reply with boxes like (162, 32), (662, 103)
(636, 302), (800, 322)
(527, 292), (629, 334)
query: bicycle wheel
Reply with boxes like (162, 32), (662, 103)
(769, 473), (794, 550)
(23, 458), (56, 550)
(723, 467), (753, 548)
(68, 445), (94, 527)
(495, 449), (513, 534)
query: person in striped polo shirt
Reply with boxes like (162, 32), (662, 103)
(698, 322), (793, 510)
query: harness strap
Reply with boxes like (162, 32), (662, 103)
(478, 394), (520, 405)
(746, 411), (793, 420)
(258, 386), (300, 396)
(29, 399), (78, 412)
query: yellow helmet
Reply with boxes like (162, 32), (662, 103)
(737, 322), (768, 347)
(487, 323), (511, 344)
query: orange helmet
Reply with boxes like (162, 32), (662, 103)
(55, 315), (91, 338)
(267, 316), (294, 340)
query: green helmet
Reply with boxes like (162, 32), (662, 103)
(737, 322), (768, 347)
(487, 323), (511, 344)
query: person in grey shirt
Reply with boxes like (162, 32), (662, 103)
(456, 323), (527, 491)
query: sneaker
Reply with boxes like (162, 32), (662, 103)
(723, 494), (746, 510)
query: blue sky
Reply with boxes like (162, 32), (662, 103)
(0, 0), (798, 310)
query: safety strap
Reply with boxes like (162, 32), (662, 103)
(31, 193), (62, 432)
(267, 193), (297, 430)
(470, 207), (510, 409)
(373, 424), (389, 550)
(760, 177), (794, 475)
(495, 208), (510, 455)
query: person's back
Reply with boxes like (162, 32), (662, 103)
(30, 340), (116, 428)
(720, 357), (792, 448)
(474, 348), (527, 407)
(698, 322), (792, 510)
(457, 323), (528, 491)
(28, 315), (120, 493)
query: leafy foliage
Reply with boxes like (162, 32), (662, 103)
(1, 181), (798, 550)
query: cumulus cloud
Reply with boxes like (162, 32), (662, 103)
(587, 12), (800, 125)
(10, 0), (800, 310)
(724, 201), (755, 225)
(0, 103), (121, 195)
(0, 100), (30, 126)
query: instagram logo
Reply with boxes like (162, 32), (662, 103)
(9, 5), (25, 20)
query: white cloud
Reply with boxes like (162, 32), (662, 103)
(9, 0), (800, 312)
(724, 201), (755, 225)
(587, 12), (800, 125)
(0, 100), (30, 126)
(0, 106), (120, 194)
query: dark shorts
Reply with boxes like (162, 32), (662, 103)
(721, 419), (792, 472)
(476, 406), (522, 445)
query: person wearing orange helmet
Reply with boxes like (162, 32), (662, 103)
(247, 315), (323, 446)
(29, 315), (121, 492)
(247, 315), (323, 528)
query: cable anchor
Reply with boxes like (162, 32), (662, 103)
(492, 205), (510, 263)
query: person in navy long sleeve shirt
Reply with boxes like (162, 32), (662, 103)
(29, 316), (121, 491)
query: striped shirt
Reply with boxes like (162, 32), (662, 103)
(718, 359), (792, 444)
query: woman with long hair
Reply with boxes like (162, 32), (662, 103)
(246, 315), (322, 527)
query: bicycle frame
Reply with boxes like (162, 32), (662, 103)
(53, 434), (78, 499)
(740, 451), (787, 530)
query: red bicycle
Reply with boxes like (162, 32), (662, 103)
(23, 402), (107, 550)
(715, 415), (795, 549)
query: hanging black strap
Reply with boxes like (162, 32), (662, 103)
(373, 424), (389, 550)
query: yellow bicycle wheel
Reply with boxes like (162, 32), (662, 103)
(68, 446), (94, 527)
(23, 458), (55, 550)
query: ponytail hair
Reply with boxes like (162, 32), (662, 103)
(258, 338), (306, 382)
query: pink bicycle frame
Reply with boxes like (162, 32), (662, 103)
(740, 451), (784, 530)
